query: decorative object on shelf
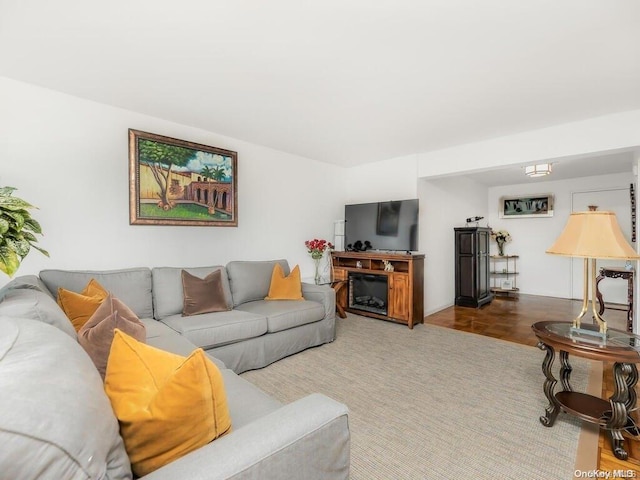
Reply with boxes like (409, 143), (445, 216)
(501, 280), (513, 290)
(524, 163), (552, 177)
(490, 229), (511, 256)
(499, 194), (553, 218)
(0, 186), (49, 277)
(346, 240), (372, 252)
(465, 215), (484, 227)
(129, 129), (238, 227)
(546, 209), (640, 338)
(304, 238), (334, 284)
(356, 261), (362, 269)
(382, 260), (394, 272)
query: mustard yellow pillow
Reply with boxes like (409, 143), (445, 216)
(57, 279), (109, 331)
(105, 329), (232, 477)
(265, 263), (303, 300)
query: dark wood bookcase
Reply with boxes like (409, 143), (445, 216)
(454, 227), (493, 308)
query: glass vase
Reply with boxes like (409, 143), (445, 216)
(497, 241), (505, 256)
(313, 257), (322, 284)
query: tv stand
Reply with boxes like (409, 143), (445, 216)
(331, 251), (424, 328)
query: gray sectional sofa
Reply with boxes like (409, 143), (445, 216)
(0, 259), (350, 479)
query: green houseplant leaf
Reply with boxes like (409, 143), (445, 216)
(0, 187), (49, 277)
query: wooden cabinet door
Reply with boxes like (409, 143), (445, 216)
(477, 229), (490, 300)
(388, 273), (410, 322)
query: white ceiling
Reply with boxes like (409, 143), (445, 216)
(460, 151), (636, 187)
(1, 1), (639, 175)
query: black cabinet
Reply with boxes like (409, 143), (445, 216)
(454, 227), (493, 307)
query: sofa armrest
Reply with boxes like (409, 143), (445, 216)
(301, 283), (335, 321)
(141, 393), (350, 480)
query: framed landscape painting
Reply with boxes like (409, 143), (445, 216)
(499, 194), (553, 218)
(129, 129), (238, 226)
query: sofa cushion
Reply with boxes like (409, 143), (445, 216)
(0, 317), (131, 479)
(105, 329), (231, 477)
(161, 310), (268, 349)
(0, 275), (53, 301)
(78, 294), (146, 379)
(0, 287), (77, 338)
(152, 266), (233, 320)
(142, 318), (227, 370)
(57, 278), (109, 331)
(221, 368), (282, 429)
(40, 268), (154, 319)
(182, 269), (231, 316)
(227, 259), (290, 307)
(236, 299), (325, 333)
(265, 264), (303, 301)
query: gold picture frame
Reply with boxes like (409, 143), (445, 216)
(129, 129), (238, 226)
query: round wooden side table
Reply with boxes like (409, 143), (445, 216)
(532, 321), (640, 460)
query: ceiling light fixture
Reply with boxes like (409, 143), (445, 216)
(525, 163), (552, 177)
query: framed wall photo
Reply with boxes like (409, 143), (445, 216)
(499, 194), (554, 219)
(129, 129), (238, 227)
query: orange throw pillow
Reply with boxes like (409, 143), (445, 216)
(265, 264), (303, 300)
(57, 279), (109, 331)
(105, 330), (232, 477)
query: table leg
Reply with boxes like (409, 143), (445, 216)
(607, 362), (638, 460)
(332, 281), (347, 319)
(537, 341), (560, 427)
(559, 351), (572, 392)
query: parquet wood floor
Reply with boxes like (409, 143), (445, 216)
(425, 294), (640, 473)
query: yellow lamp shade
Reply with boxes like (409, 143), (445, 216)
(546, 211), (640, 260)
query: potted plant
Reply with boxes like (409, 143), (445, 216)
(0, 186), (49, 277)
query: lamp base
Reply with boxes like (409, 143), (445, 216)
(570, 326), (607, 344)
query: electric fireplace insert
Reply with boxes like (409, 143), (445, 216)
(348, 273), (388, 316)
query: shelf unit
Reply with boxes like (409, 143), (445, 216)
(489, 255), (519, 296)
(331, 251), (424, 329)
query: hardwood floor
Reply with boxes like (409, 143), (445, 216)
(425, 294), (640, 473)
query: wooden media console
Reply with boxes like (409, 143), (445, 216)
(331, 251), (424, 329)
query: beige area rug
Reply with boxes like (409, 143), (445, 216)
(242, 314), (600, 480)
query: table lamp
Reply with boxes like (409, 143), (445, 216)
(546, 209), (640, 339)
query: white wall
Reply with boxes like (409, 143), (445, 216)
(0, 77), (346, 286)
(344, 154), (419, 204)
(416, 110), (640, 178)
(487, 172), (635, 298)
(419, 176), (489, 315)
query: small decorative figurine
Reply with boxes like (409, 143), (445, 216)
(383, 260), (394, 272)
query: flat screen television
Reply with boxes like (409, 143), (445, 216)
(344, 199), (419, 252)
